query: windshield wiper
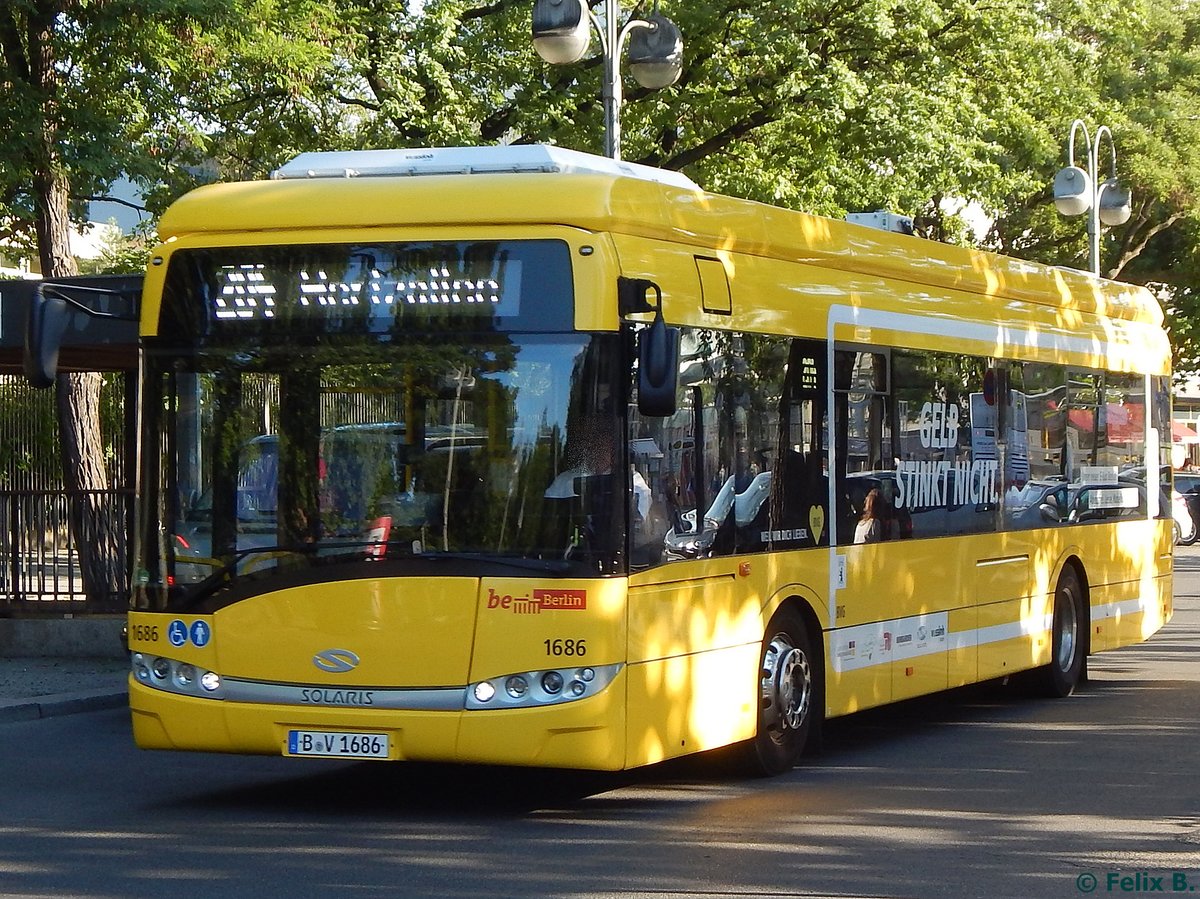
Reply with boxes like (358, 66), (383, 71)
(177, 544), (320, 607)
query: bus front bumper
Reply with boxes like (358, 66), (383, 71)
(128, 671), (628, 771)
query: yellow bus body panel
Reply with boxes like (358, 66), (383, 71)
(625, 643), (760, 767)
(455, 674), (626, 770)
(215, 577), (477, 686)
(622, 558), (790, 766)
(129, 521), (1175, 767)
(130, 683), (462, 760)
(469, 577), (626, 681)
(822, 519), (1173, 718)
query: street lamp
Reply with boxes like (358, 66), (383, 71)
(532, 0), (683, 161)
(1052, 119), (1132, 277)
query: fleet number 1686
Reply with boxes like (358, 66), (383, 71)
(544, 638), (587, 656)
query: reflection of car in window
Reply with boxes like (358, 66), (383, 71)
(1071, 481), (1144, 522)
(1006, 479), (1070, 526)
(1007, 477), (1157, 529)
(185, 434), (279, 521)
(1120, 465), (1197, 544)
(236, 436), (278, 518)
(662, 472), (772, 559)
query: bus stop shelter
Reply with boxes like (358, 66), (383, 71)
(0, 276), (140, 614)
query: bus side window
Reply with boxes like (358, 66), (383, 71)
(768, 338), (829, 548)
(833, 347), (893, 545)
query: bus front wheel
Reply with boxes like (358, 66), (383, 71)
(744, 607), (818, 776)
(1038, 567), (1086, 698)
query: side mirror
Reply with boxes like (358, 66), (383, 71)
(24, 288), (70, 389)
(22, 280), (140, 388)
(637, 315), (680, 417)
(1038, 502), (1061, 523)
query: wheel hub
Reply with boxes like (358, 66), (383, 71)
(760, 634), (811, 733)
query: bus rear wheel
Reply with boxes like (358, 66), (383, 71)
(744, 607), (817, 776)
(1038, 567), (1086, 698)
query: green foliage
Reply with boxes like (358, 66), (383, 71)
(0, 372), (128, 489)
(4, 0), (1200, 370)
(77, 221), (156, 275)
(0, 0), (344, 231)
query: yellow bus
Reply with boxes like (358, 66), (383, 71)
(121, 145), (1173, 775)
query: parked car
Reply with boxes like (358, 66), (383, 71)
(1173, 471), (1200, 545)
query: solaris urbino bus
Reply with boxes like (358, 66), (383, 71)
(109, 145), (1171, 775)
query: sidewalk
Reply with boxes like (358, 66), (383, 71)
(0, 655), (129, 724)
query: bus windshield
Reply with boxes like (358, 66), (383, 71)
(135, 331), (627, 610)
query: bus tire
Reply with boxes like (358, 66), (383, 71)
(1038, 567), (1086, 698)
(744, 606), (818, 776)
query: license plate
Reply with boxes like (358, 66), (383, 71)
(286, 730), (389, 759)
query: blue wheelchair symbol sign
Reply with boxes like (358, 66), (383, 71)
(168, 619), (188, 647)
(189, 620), (211, 648)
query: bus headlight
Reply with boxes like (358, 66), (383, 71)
(466, 663), (621, 710)
(473, 681), (496, 703)
(132, 655), (225, 700)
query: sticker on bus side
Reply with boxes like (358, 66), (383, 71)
(164, 618), (213, 648)
(485, 587), (587, 614)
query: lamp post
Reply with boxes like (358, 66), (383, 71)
(532, 0), (683, 161)
(1052, 119), (1132, 277)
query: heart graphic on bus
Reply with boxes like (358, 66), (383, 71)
(809, 505), (825, 542)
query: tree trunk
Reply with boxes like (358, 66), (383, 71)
(56, 372), (122, 605)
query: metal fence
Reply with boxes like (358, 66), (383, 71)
(0, 373), (133, 614)
(0, 488), (132, 613)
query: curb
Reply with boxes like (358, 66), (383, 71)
(0, 689), (127, 724)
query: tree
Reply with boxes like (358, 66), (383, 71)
(0, 0), (340, 604)
(967, 0), (1200, 375)
(202, 0), (1194, 272)
(95, 0), (1197, 346)
(2, 1), (115, 605)
(77, 222), (155, 276)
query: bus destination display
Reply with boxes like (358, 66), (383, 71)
(203, 244), (523, 323)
